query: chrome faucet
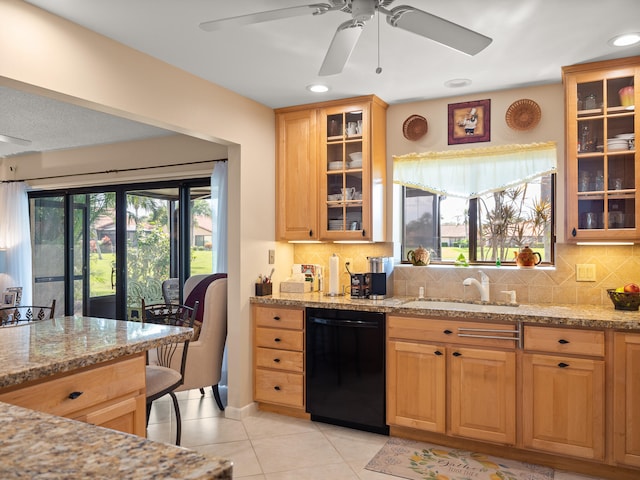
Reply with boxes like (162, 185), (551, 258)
(463, 270), (490, 302)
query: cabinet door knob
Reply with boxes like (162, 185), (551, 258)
(361, 230), (366, 237)
(274, 337), (281, 342)
(68, 391), (83, 400)
(572, 227), (577, 237)
(274, 385), (281, 391)
(558, 362), (570, 368)
(273, 358), (281, 363)
(443, 329), (453, 335)
(273, 316), (281, 321)
(452, 351), (462, 357)
(434, 350), (443, 356)
(558, 339), (570, 344)
(309, 229), (313, 237)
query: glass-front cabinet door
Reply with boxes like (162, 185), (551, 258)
(564, 58), (639, 241)
(319, 103), (370, 240)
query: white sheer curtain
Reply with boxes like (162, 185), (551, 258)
(393, 141), (558, 199)
(0, 182), (32, 304)
(210, 161), (228, 273)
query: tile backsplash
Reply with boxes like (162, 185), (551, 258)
(294, 243), (639, 305)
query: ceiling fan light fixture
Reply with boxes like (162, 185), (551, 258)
(445, 78), (472, 88)
(609, 32), (640, 47)
(307, 84), (330, 93)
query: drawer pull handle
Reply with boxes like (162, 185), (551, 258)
(558, 362), (570, 368)
(274, 386), (281, 391)
(274, 337), (281, 342)
(273, 358), (281, 363)
(68, 391), (83, 400)
(443, 329), (453, 335)
(452, 351), (462, 357)
(558, 339), (570, 344)
(434, 350), (443, 356)
(273, 316), (281, 321)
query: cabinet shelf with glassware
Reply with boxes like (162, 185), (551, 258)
(563, 57), (639, 241)
(320, 96), (387, 241)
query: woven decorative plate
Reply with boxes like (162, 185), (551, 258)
(402, 114), (428, 141)
(505, 99), (541, 131)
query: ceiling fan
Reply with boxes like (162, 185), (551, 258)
(199, 0), (492, 76)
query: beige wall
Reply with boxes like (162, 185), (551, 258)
(0, 0), (276, 416)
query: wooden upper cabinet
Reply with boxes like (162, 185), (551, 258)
(275, 95), (387, 242)
(563, 56), (640, 241)
(275, 109), (319, 241)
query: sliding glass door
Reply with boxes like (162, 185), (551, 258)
(29, 178), (213, 319)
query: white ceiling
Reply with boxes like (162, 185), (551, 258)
(4, 0), (640, 158)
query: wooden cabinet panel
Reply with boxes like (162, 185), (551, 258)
(276, 109), (318, 241)
(253, 305), (305, 410)
(387, 340), (445, 433)
(614, 332), (640, 467)
(255, 347), (303, 373)
(388, 315), (520, 349)
(255, 370), (304, 407)
(0, 354), (146, 437)
(255, 327), (303, 351)
(522, 353), (604, 460)
(449, 347), (516, 445)
(254, 306), (303, 330)
(524, 325), (605, 356)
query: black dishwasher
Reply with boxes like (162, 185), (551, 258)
(306, 307), (388, 435)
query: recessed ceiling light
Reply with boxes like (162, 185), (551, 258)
(444, 78), (472, 88)
(609, 33), (640, 47)
(307, 84), (329, 93)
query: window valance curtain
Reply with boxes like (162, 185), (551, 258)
(393, 141), (558, 199)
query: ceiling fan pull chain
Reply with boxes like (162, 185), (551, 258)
(375, 7), (382, 74)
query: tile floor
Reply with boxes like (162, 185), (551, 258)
(147, 388), (606, 480)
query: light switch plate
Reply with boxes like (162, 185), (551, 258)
(576, 263), (596, 282)
(268, 249), (275, 265)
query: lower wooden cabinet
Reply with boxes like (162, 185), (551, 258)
(253, 304), (305, 410)
(450, 347), (516, 445)
(387, 340), (446, 433)
(0, 353), (146, 436)
(387, 315), (517, 445)
(614, 332), (640, 468)
(522, 353), (605, 460)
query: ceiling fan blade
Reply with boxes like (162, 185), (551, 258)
(0, 133), (31, 146)
(319, 20), (364, 76)
(384, 6), (492, 56)
(199, 3), (336, 32)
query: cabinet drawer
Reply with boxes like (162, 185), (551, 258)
(255, 369), (304, 407)
(388, 315), (519, 349)
(256, 347), (303, 372)
(0, 355), (145, 418)
(256, 327), (303, 351)
(254, 305), (303, 330)
(524, 326), (605, 356)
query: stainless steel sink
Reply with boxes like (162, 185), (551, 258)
(401, 299), (519, 314)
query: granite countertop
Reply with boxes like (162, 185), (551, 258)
(0, 401), (232, 479)
(251, 292), (640, 330)
(0, 315), (194, 388)
(0, 316), (232, 479)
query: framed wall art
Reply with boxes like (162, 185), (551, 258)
(448, 99), (491, 145)
(2, 291), (16, 307)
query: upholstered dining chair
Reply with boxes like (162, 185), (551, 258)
(177, 273), (228, 411)
(142, 300), (199, 446)
(0, 300), (56, 326)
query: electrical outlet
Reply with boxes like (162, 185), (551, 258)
(576, 263), (596, 282)
(344, 258), (352, 273)
(268, 249), (275, 265)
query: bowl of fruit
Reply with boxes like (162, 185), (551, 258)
(608, 283), (640, 311)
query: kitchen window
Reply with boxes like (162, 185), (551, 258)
(395, 142), (557, 265)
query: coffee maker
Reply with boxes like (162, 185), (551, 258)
(365, 257), (394, 300)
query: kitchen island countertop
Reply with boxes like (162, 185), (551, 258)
(0, 316), (232, 479)
(251, 292), (640, 330)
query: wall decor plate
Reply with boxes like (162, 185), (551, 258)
(402, 114), (428, 141)
(506, 99), (541, 131)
